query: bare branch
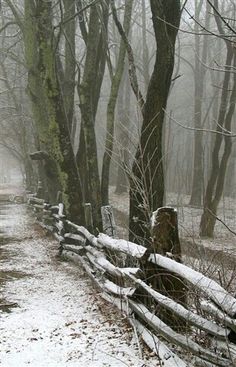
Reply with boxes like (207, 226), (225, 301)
(111, 0), (145, 112)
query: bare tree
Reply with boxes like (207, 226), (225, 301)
(129, 0), (181, 245)
(200, 0), (236, 237)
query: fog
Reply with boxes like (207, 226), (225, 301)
(0, 0), (235, 237)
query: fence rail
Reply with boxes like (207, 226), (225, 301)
(28, 195), (236, 367)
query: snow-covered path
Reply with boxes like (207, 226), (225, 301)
(0, 202), (155, 367)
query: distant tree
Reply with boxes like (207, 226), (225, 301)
(101, 0), (133, 205)
(0, 4), (36, 190)
(200, 0), (236, 237)
(77, 1), (110, 230)
(115, 66), (131, 195)
(189, 1), (210, 207)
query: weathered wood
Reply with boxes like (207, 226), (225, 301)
(148, 253), (236, 317)
(101, 205), (119, 271)
(85, 245), (141, 279)
(98, 233), (146, 258)
(200, 301), (236, 332)
(53, 221), (64, 232)
(58, 203), (64, 216)
(48, 205), (59, 212)
(56, 191), (63, 203)
(128, 300), (230, 367)
(42, 208), (52, 214)
(103, 279), (135, 297)
(193, 358), (217, 367)
(133, 319), (189, 367)
(151, 207), (181, 258)
(36, 180), (44, 199)
(64, 233), (86, 246)
(210, 338), (236, 364)
(62, 244), (85, 256)
(84, 203), (94, 234)
(29, 197), (45, 205)
(66, 220), (98, 247)
(101, 205), (117, 237)
(53, 233), (64, 243)
(52, 213), (66, 220)
(86, 252), (105, 273)
(127, 274), (228, 339)
(140, 207), (186, 330)
(29, 196), (236, 365)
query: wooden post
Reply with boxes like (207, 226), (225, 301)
(84, 203), (94, 234)
(101, 205), (123, 285)
(37, 180), (44, 199)
(151, 207), (181, 260)
(138, 207), (187, 332)
(56, 191), (63, 203)
(58, 203), (65, 255)
(101, 205), (117, 238)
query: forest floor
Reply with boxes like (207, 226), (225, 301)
(0, 185), (157, 367)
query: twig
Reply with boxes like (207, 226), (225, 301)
(206, 208), (236, 236)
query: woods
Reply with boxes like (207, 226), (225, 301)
(2, 1), (236, 365)
(1, 1), (236, 239)
(0, 0), (235, 239)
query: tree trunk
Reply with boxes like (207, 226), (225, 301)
(115, 68), (131, 194)
(24, 0), (85, 223)
(200, 51), (236, 237)
(101, 0), (133, 205)
(129, 0), (181, 246)
(62, 0), (76, 132)
(77, 4), (105, 230)
(189, 1), (210, 207)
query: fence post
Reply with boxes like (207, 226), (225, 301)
(58, 202), (65, 255)
(101, 205), (123, 284)
(101, 205), (117, 238)
(84, 203), (94, 234)
(37, 180), (44, 199)
(140, 207), (187, 331)
(151, 207), (181, 260)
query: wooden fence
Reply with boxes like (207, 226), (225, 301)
(28, 195), (236, 367)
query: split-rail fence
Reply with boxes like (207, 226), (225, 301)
(28, 194), (236, 367)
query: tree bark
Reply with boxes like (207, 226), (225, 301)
(101, 0), (133, 205)
(77, 3), (105, 230)
(189, 1), (210, 207)
(129, 0), (181, 246)
(200, 1), (236, 237)
(24, 0), (85, 223)
(115, 68), (131, 194)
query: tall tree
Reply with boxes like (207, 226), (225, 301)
(129, 0), (181, 245)
(101, 0), (133, 205)
(189, 1), (210, 207)
(23, 0), (85, 222)
(77, 1), (110, 230)
(200, 0), (236, 237)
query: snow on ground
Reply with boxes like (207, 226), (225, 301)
(0, 202), (157, 367)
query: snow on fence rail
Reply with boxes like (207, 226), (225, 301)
(28, 195), (236, 367)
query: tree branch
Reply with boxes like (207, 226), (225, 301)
(111, 0), (145, 112)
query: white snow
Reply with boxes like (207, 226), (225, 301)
(148, 252), (236, 317)
(97, 234), (146, 259)
(0, 203), (157, 367)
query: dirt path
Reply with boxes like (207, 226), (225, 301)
(0, 202), (156, 367)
